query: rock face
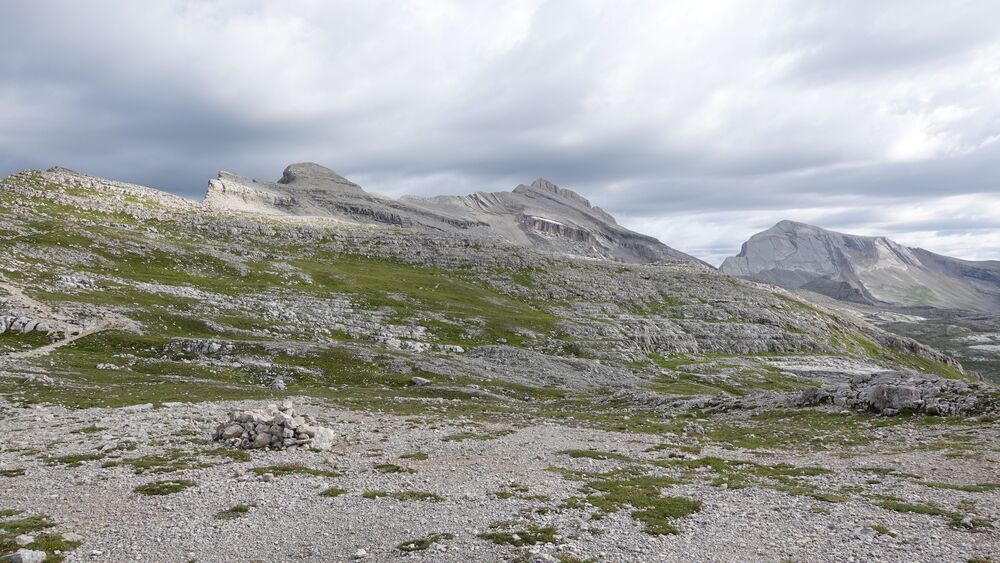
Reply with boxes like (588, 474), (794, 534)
(0, 316), (55, 336)
(721, 220), (1000, 312)
(213, 402), (335, 451)
(204, 163), (699, 264)
(793, 371), (994, 416)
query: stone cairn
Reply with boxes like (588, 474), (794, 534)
(214, 401), (335, 451)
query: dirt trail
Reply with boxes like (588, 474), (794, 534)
(0, 272), (58, 319)
(1, 273), (128, 359)
(3, 317), (124, 359)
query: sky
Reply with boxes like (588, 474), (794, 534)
(2, 0), (999, 265)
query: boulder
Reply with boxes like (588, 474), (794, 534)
(1, 550), (47, 563)
(312, 427), (336, 451)
(794, 387), (830, 407)
(221, 424), (244, 440)
(866, 384), (922, 414)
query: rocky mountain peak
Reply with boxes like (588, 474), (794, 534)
(513, 177), (596, 210)
(773, 219), (815, 233)
(722, 220), (1000, 312)
(277, 162), (364, 194)
(530, 177), (559, 192)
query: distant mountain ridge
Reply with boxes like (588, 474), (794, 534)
(203, 162), (700, 264)
(721, 220), (1000, 313)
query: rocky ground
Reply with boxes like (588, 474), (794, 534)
(1, 398), (998, 562)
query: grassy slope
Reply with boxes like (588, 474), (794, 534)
(0, 171), (978, 415)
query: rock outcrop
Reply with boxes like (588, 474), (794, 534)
(0, 317), (54, 336)
(721, 220), (1000, 312)
(793, 371), (995, 416)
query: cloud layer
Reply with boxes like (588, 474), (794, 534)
(2, 0), (999, 264)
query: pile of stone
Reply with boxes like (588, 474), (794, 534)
(214, 401), (335, 451)
(794, 371), (994, 416)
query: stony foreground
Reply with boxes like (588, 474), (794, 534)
(1, 398), (997, 562)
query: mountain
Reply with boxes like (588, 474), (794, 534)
(204, 162), (699, 264)
(2, 166), (997, 563)
(721, 220), (1000, 312)
(1, 166), (973, 397)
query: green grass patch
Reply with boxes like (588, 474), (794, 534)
(215, 504), (251, 520)
(921, 481), (1000, 493)
(478, 523), (557, 546)
(374, 463), (414, 474)
(0, 514), (53, 535)
(875, 499), (991, 530)
(102, 450), (215, 474)
(560, 449), (633, 462)
(397, 532), (454, 552)
(133, 479), (196, 496)
(46, 453), (105, 467)
(25, 532), (82, 561)
(442, 429), (514, 442)
(320, 487), (347, 498)
(868, 524), (897, 537)
(582, 473), (699, 535)
(704, 409), (876, 451)
(361, 490), (441, 501)
(251, 465), (340, 478)
(70, 425), (105, 434)
(393, 491), (443, 502)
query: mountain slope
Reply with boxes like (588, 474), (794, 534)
(204, 162), (699, 264)
(4, 166), (999, 563)
(721, 220), (1000, 312)
(1, 166), (972, 405)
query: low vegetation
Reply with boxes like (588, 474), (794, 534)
(133, 479), (196, 496)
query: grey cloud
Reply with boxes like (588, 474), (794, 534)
(1, 0), (999, 262)
(772, 1), (1000, 82)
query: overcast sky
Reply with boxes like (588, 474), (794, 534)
(2, 1), (999, 264)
